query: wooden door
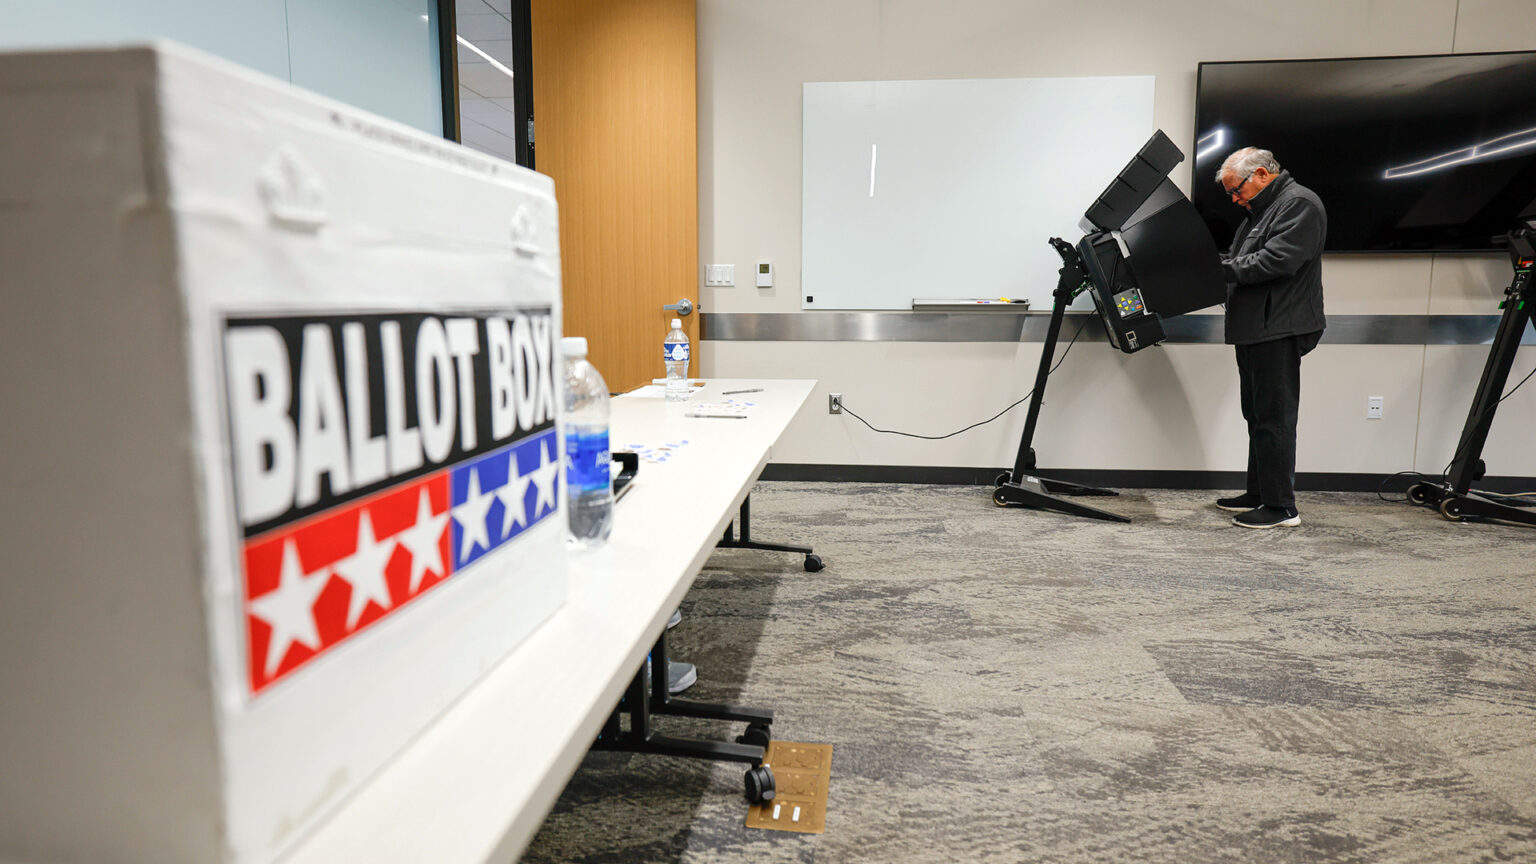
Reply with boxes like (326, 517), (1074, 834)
(531, 0), (698, 393)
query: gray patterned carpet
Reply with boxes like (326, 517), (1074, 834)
(522, 482), (1536, 863)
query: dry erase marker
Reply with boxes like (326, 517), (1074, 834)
(722, 388), (762, 394)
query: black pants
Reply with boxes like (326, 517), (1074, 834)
(1235, 332), (1321, 509)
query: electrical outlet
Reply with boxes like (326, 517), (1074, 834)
(1367, 396), (1383, 419)
(829, 393), (843, 414)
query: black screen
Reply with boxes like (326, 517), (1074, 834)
(1119, 178), (1227, 318)
(1192, 52), (1536, 253)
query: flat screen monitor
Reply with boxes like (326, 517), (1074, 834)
(1192, 51), (1536, 253)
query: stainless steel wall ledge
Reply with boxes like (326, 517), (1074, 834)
(701, 312), (1532, 345)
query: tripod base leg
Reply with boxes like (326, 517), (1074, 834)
(992, 475), (1129, 523)
(1034, 476), (1119, 497)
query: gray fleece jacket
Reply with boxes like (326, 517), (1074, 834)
(1221, 170), (1327, 345)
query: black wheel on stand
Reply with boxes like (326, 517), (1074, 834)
(736, 722), (771, 748)
(744, 765), (776, 804)
(1407, 483), (1431, 505)
(804, 554), (825, 572)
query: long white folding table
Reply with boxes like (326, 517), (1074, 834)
(284, 378), (816, 864)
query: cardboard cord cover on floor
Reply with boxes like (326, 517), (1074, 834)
(745, 740), (833, 834)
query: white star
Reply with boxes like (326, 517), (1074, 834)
(396, 488), (449, 593)
(335, 510), (397, 630)
(249, 539), (330, 679)
(453, 466), (497, 559)
(496, 450), (534, 538)
(530, 438), (561, 518)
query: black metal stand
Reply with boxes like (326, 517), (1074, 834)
(719, 495), (825, 571)
(593, 627), (778, 803)
(1409, 228), (1536, 528)
(991, 238), (1129, 523)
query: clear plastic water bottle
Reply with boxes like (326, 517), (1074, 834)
(561, 337), (613, 547)
(664, 317), (690, 402)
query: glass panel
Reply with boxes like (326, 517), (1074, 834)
(0, 0), (448, 138)
(454, 0), (519, 163)
(0, 0), (291, 80)
(287, 0), (445, 137)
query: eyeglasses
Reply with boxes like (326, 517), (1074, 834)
(1224, 171), (1254, 198)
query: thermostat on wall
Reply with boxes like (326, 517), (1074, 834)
(757, 260), (773, 287)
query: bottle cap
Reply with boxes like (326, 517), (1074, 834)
(560, 336), (588, 357)
(670, 318), (682, 329)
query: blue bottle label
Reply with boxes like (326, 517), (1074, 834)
(664, 339), (690, 363)
(564, 429), (611, 493)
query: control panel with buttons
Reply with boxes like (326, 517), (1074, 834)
(1112, 287), (1146, 317)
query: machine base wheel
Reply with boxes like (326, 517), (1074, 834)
(1440, 497), (1466, 521)
(1407, 482), (1431, 505)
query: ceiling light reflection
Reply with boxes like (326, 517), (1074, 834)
(1195, 127), (1226, 162)
(457, 35), (515, 83)
(1384, 126), (1536, 179)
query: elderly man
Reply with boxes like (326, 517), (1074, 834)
(1214, 147), (1327, 529)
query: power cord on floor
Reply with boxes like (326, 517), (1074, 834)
(1476, 489), (1536, 504)
(838, 313), (1097, 441)
(1376, 471), (1439, 503)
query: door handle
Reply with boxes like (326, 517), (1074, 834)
(663, 298), (694, 317)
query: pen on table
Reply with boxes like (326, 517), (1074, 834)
(721, 388), (763, 395)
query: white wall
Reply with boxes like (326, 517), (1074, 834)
(697, 0), (1536, 478)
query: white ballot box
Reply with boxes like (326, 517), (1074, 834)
(0, 42), (567, 864)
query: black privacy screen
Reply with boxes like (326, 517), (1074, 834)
(1192, 51), (1536, 252)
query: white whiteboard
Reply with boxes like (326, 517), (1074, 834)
(801, 76), (1156, 310)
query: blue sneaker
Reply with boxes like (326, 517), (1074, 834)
(667, 660), (697, 694)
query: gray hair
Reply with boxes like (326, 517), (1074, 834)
(1216, 147), (1281, 183)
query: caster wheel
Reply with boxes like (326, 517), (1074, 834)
(1407, 483), (1429, 505)
(804, 554), (824, 572)
(1440, 498), (1465, 522)
(994, 472), (1011, 487)
(744, 765), (776, 804)
(992, 487), (1010, 507)
(736, 722), (771, 748)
